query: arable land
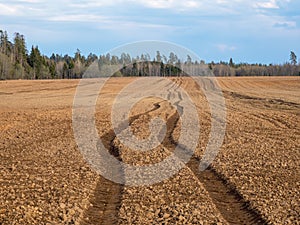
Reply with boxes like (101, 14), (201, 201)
(0, 76), (299, 224)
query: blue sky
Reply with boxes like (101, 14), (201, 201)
(0, 0), (299, 64)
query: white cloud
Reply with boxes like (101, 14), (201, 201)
(48, 14), (110, 22)
(15, 0), (42, 3)
(0, 1), (44, 16)
(68, 0), (122, 8)
(47, 13), (174, 34)
(255, 13), (297, 27)
(0, 0), (294, 19)
(137, 0), (171, 9)
(185, 1), (200, 8)
(254, 0), (279, 9)
(216, 0), (227, 3)
(216, 44), (237, 52)
(274, 21), (296, 28)
(130, 0), (202, 10)
(0, 3), (20, 15)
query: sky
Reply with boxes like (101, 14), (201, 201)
(0, 0), (299, 64)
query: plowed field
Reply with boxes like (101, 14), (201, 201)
(0, 76), (299, 224)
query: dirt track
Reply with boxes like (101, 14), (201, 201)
(0, 77), (299, 224)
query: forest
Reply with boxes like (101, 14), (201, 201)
(0, 30), (299, 80)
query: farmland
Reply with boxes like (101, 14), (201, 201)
(0, 77), (299, 224)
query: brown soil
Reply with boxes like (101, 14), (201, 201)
(0, 76), (299, 224)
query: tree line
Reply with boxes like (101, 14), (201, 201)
(209, 54), (299, 77)
(0, 30), (299, 80)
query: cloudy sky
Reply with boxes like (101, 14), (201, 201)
(0, 0), (299, 64)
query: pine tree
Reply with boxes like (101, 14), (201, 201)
(290, 51), (297, 65)
(28, 46), (42, 79)
(229, 58), (234, 67)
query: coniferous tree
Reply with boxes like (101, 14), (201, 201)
(28, 46), (42, 79)
(290, 51), (297, 65)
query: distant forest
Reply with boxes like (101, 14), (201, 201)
(0, 30), (299, 80)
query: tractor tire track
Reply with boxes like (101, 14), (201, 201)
(167, 78), (268, 224)
(187, 158), (268, 225)
(80, 96), (164, 225)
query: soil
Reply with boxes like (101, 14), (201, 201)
(0, 76), (299, 224)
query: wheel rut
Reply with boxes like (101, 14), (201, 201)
(80, 97), (164, 225)
(187, 158), (268, 225)
(167, 78), (268, 225)
(80, 128), (124, 225)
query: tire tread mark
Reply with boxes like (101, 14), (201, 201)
(167, 78), (269, 225)
(80, 92), (165, 225)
